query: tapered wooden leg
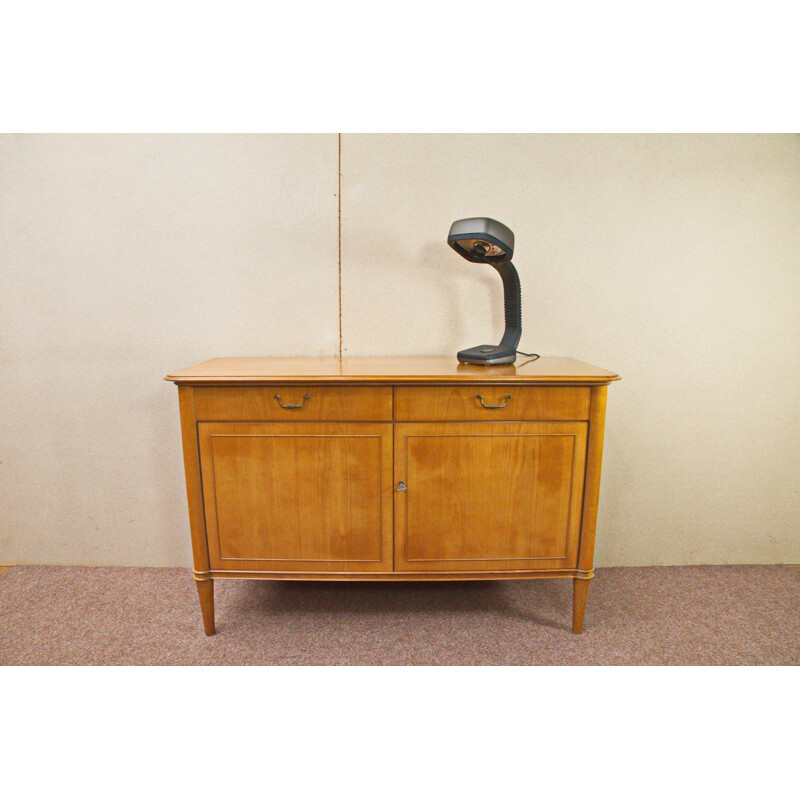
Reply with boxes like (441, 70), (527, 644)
(195, 577), (215, 636)
(572, 577), (591, 634)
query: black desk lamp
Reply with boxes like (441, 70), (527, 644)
(448, 217), (521, 366)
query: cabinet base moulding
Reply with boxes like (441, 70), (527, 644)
(194, 569), (595, 581)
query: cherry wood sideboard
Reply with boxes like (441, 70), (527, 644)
(166, 356), (619, 635)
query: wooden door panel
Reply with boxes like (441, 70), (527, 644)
(199, 423), (393, 571)
(394, 423), (587, 571)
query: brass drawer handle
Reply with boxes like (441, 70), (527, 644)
(274, 393), (310, 409)
(477, 393), (511, 409)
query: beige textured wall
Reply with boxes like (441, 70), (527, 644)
(0, 134), (339, 566)
(343, 134), (800, 566)
(2, 133), (799, 566)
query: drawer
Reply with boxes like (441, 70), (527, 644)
(194, 385), (393, 421)
(393, 385), (590, 421)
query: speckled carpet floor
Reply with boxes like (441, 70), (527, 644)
(1, 565), (798, 665)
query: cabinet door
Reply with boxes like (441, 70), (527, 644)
(198, 423), (393, 572)
(394, 422), (587, 572)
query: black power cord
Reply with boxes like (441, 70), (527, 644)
(515, 350), (540, 368)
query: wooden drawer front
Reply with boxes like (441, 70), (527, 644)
(393, 385), (590, 422)
(194, 386), (393, 421)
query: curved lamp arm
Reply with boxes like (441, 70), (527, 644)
(455, 258), (522, 365)
(495, 260), (522, 352)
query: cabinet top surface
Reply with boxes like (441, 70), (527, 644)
(165, 356), (619, 385)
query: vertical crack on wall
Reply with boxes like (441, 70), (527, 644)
(338, 133), (343, 357)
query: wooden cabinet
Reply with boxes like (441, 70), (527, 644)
(166, 356), (619, 636)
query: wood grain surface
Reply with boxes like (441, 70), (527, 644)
(194, 385), (392, 421)
(394, 385), (590, 421)
(198, 422), (393, 572)
(166, 356), (619, 385)
(393, 422), (587, 572)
